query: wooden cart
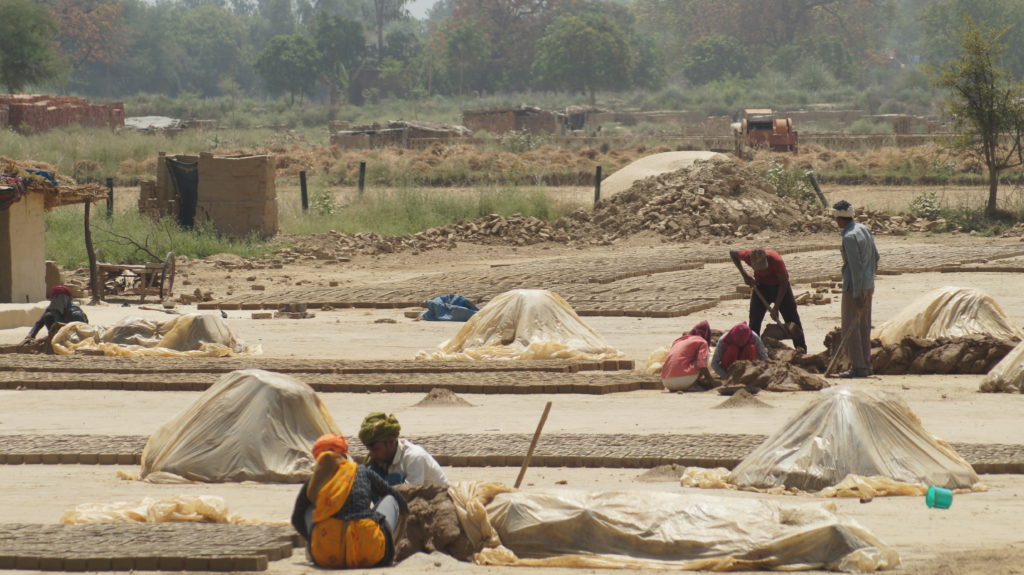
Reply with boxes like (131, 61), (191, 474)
(97, 251), (176, 302)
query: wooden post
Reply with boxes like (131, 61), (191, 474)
(358, 161), (366, 196)
(84, 202), (101, 304)
(299, 171), (309, 212)
(593, 166), (602, 206)
(807, 171), (829, 208)
(514, 401), (552, 489)
(105, 178), (114, 217)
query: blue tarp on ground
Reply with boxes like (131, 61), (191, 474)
(421, 294), (479, 321)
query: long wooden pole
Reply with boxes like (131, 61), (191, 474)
(84, 201), (100, 304)
(514, 401), (552, 489)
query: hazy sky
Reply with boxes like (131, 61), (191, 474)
(407, 0), (438, 19)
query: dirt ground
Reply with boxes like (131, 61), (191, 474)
(4, 192), (1024, 574)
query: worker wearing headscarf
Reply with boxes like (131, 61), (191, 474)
(359, 412), (448, 487)
(291, 433), (407, 569)
(660, 320), (716, 391)
(711, 322), (768, 378)
(20, 285), (89, 345)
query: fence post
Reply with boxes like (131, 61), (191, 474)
(358, 161), (366, 196)
(105, 178), (114, 218)
(593, 166), (602, 206)
(806, 171), (829, 208)
(299, 171), (308, 212)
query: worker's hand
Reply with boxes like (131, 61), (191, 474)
(18, 336), (34, 347)
(742, 274), (755, 287)
(769, 308), (780, 322)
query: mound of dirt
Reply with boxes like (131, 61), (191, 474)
(393, 484), (476, 562)
(413, 388), (475, 407)
(871, 334), (1014, 375)
(635, 463), (688, 482)
(713, 389), (773, 409)
(724, 359), (829, 392)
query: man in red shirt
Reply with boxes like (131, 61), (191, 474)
(729, 248), (807, 351)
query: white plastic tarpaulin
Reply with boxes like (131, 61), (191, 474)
(416, 289), (623, 360)
(61, 495), (253, 524)
(140, 369), (339, 483)
(980, 340), (1024, 393)
(872, 286), (1023, 345)
(448, 481), (899, 572)
(725, 385), (979, 492)
(51, 313), (259, 356)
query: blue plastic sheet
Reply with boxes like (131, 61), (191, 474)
(421, 294), (479, 321)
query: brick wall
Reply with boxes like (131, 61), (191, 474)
(0, 94), (125, 133)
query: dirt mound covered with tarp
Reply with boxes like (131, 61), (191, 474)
(980, 340), (1024, 393)
(873, 286), (1024, 345)
(723, 385), (979, 493)
(140, 369), (338, 483)
(416, 289), (622, 361)
(443, 481), (898, 571)
(51, 313), (258, 357)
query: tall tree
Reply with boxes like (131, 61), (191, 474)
(52, 0), (130, 75)
(255, 34), (319, 103)
(934, 19), (1024, 217)
(921, 0), (1024, 80)
(0, 0), (63, 92)
(311, 14), (366, 105)
(172, 4), (249, 96)
(371, 0), (409, 63)
(533, 11), (632, 104)
(444, 21), (490, 95)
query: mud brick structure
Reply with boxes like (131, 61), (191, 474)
(462, 106), (565, 134)
(139, 152), (277, 238)
(0, 94), (124, 134)
(330, 120), (470, 149)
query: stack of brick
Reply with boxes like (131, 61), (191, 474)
(0, 94), (125, 133)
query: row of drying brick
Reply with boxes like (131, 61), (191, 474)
(3, 433), (1023, 474)
(0, 356), (632, 375)
(0, 523), (296, 572)
(0, 370), (660, 395)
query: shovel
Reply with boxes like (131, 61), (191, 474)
(751, 284), (802, 342)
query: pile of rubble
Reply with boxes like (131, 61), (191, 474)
(870, 334), (1015, 375)
(272, 159), (940, 258)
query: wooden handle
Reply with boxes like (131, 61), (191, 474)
(514, 401), (552, 489)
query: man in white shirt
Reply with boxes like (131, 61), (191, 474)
(358, 412), (449, 487)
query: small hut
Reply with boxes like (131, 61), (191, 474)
(0, 159), (106, 303)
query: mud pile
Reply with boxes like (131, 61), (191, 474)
(723, 359), (829, 392)
(871, 334), (1014, 375)
(393, 484), (475, 562)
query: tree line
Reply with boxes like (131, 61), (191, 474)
(0, 0), (1022, 107)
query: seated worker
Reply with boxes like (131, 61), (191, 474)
(729, 248), (807, 351)
(711, 322), (768, 378)
(660, 320), (716, 392)
(20, 285), (88, 345)
(291, 433), (408, 569)
(359, 412), (449, 487)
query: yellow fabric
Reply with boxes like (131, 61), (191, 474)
(308, 457), (386, 568)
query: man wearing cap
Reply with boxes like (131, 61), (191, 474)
(729, 248), (807, 351)
(359, 412), (449, 487)
(833, 200), (880, 378)
(19, 285), (88, 346)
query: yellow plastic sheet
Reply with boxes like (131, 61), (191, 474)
(417, 289), (623, 361)
(51, 313), (259, 356)
(60, 495), (253, 524)
(872, 286), (1023, 345)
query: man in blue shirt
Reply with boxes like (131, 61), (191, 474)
(833, 200), (880, 378)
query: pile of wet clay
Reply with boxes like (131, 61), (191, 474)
(723, 359), (829, 392)
(714, 388), (773, 409)
(394, 485), (476, 562)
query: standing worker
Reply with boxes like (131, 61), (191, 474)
(833, 200), (880, 378)
(729, 248), (807, 351)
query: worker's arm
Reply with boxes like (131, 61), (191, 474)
(710, 343), (727, 378)
(771, 273), (792, 321)
(20, 317), (45, 345)
(729, 250), (755, 287)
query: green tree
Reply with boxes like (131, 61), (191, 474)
(533, 12), (632, 104)
(172, 5), (249, 96)
(255, 34), (320, 103)
(934, 19), (1024, 217)
(682, 34), (752, 85)
(445, 21), (490, 95)
(0, 0), (63, 92)
(371, 0), (409, 63)
(311, 14), (366, 105)
(922, 0), (1024, 80)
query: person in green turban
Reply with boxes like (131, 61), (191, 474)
(359, 412), (448, 487)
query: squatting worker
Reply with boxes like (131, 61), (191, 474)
(359, 412), (449, 487)
(20, 285), (88, 345)
(660, 320), (715, 391)
(290, 433), (408, 569)
(834, 200), (880, 379)
(729, 248), (807, 351)
(711, 322), (768, 378)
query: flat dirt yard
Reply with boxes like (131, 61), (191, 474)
(2, 186), (1024, 575)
